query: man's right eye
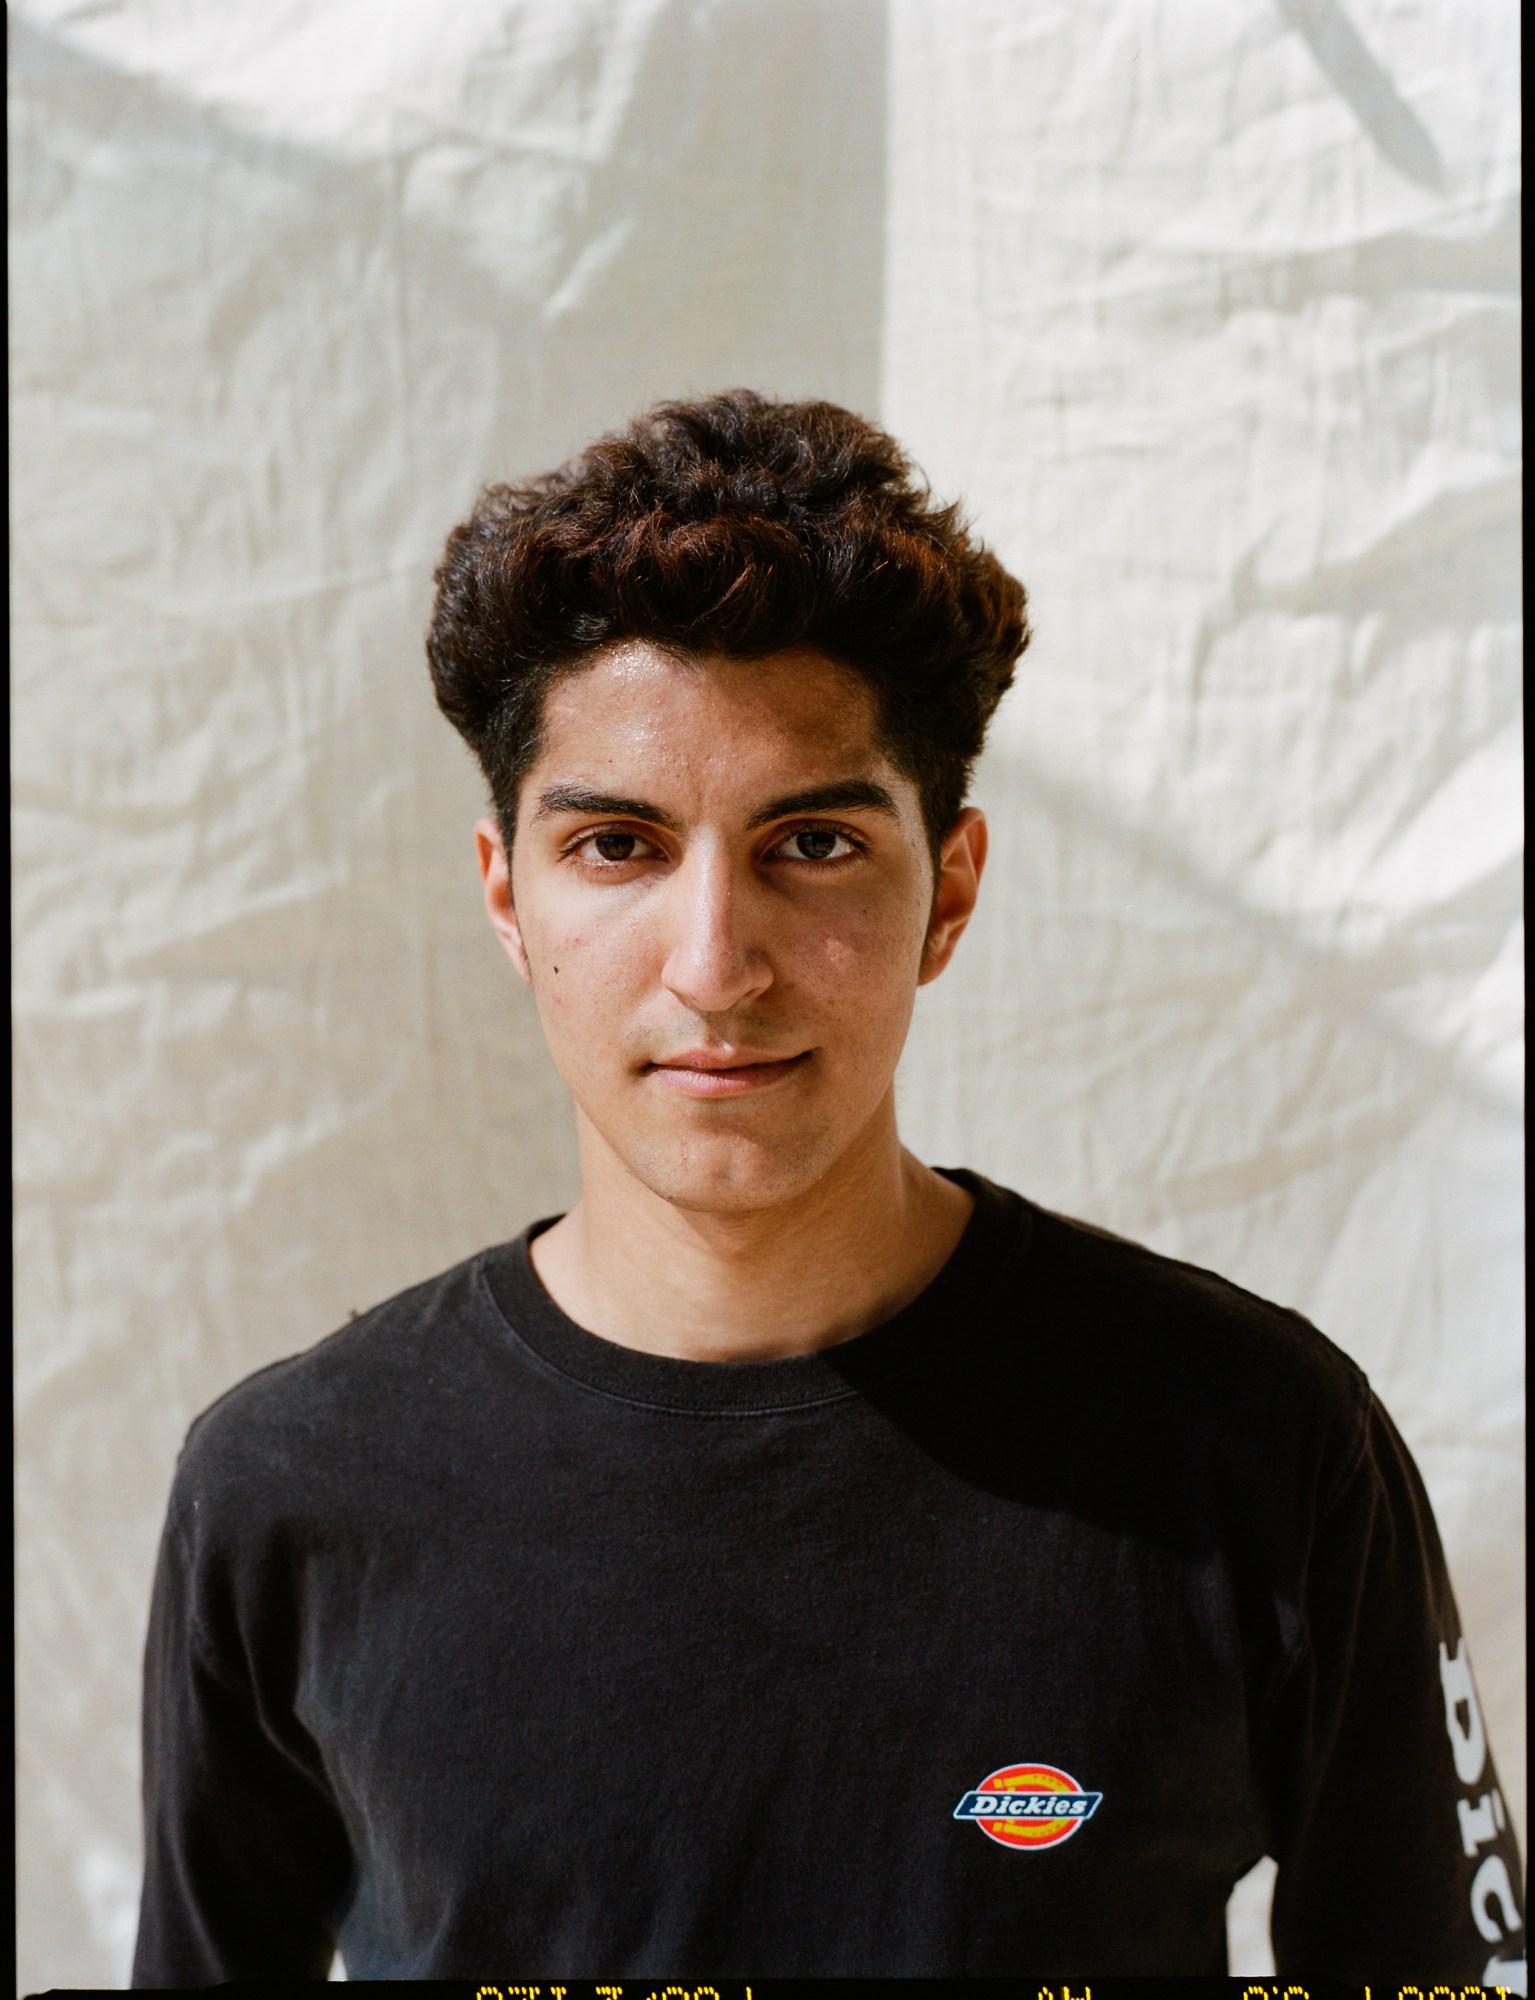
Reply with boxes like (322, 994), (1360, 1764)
(572, 829), (655, 865)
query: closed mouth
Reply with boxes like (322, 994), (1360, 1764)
(643, 1050), (813, 1094)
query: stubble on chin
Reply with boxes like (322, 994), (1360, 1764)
(578, 1080), (844, 1217)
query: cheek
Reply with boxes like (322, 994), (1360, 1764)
(526, 908), (647, 1024)
(801, 907), (926, 1017)
(535, 940), (594, 1012)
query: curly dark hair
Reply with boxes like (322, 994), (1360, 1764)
(426, 389), (1029, 869)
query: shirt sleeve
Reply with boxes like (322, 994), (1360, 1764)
(1267, 1389), (1526, 1985)
(131, 1486), (354, 1986)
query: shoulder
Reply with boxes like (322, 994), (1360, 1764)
(168, 1246), (507, 1538)
(978, 1181), (1374, 1512)
(1037, 1200), (1363, 1394)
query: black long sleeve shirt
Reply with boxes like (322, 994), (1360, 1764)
(132, 1170), (1526, 1982)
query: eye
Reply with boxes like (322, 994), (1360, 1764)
(776, 825), (861, 863)
(566, 827), (659, 867)
(592, 831), (641, 862)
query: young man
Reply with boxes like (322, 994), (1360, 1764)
(133, 392), (1524, 1984)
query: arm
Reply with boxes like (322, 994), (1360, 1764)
(1268, 1392), (1525, 1983)
(132, 1493), (354, 1985)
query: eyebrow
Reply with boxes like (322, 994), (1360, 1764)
(532, 778), (901, 832)
(744, 780), (899, 829)
(533, 785), (685, 832)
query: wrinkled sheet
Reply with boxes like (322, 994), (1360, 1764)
(10, 0), (1521, 1985)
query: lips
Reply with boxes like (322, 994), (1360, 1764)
(644, 1049), (812, 1098)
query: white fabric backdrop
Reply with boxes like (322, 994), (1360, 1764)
(11, 0), (1521, 1987)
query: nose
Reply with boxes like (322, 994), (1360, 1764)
(659, 844), (773, 1017)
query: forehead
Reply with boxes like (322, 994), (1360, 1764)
(529, 642), (891, 794)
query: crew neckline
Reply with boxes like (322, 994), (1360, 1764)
(476, 1167), (1033, 1415)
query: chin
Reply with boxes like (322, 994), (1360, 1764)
(625, 1126), (839, 1216)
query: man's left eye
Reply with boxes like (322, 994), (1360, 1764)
(782, 827), (855, 862)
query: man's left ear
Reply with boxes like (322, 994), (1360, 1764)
(475, 816), (533, 986)
(919, 807), (987, 984)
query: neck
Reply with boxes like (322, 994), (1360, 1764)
(529, 1096), (974, 1362)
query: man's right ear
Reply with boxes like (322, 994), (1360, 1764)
(475, 817), (533, 986)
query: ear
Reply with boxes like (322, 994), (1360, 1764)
(475, 816), (533, 985)
(918, 806), (987, 985)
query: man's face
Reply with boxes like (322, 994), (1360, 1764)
(478, 641), (983, 1215)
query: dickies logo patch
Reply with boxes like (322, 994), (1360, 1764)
(953, 1763), (1103, 1849)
